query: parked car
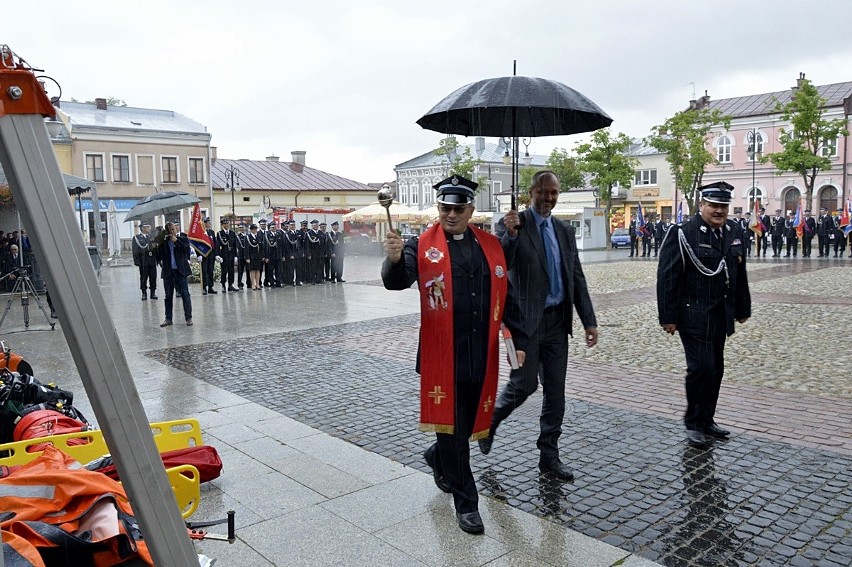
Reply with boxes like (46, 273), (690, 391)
(611, 227), (631, 249)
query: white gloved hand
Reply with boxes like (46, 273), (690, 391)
(215, 256), (223, 263)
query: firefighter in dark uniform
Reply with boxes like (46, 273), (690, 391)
(641, 216), (653, 257)
(628, 214), (638, 257)
(319, 222), (332, 282)
(217, 219), (239, 292)
(297, 220), (309, 285)
(657, 181), (751, 448)
(282, 219), (299, 285)
(329, 221), (345, 282)
(802, 210), (816, 257)
(306, 219), (324, 284)
(817, 207), (835, 257)
(264, 221), (282, 287)
(770, 208), (785, 257)
(784, 211), (798, 257)
(653, 216), (665, 257)
(201, 217), (217, 294)
(131, 222), (158, 300)
(236, 224), (247, 289)
(755, 207), (769, 257)
(741, 212), (753, 256)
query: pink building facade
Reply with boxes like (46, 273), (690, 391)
(699, 75), (852, 215)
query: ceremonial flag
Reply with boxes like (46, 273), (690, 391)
(676, 201), (683, 224)
(188, 203), (213, 257)
(793, 202), (804, 238)
(748, 200), (764, 237)
(636, 202), (646, 234)
(842, 200), (852, 237)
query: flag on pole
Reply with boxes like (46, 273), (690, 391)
(793, 202), (804, 238)
(748, 200), (764, 237)
(676, 201), (683, 224)
(636, 202), (646, 235)
(842, 200), (852, 237)
(188, 203), (213, 257)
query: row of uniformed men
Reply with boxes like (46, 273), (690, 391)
(733, 207), (851, 258)
(199, 217), (346, 292)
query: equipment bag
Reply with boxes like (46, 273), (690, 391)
(87, 445), (223, 484)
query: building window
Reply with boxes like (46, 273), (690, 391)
(410, 181), (419, 205)
(188, 157), (205, 183)
(399, 182), (408, 204)
(492, 180), (502, 193)
(634, 169), (657, 186)
(745, 131), (765, 160)
(162, 157), (178, 184)
(717, 136), (732, 163)
(821, 137), (838, 157)
(136, 155), (155, 186)
(111, 155), (130, 182)
(746, 187), (766, 211)
(423, 189), (432, 205)
(323, 197), (330, 202)
(85, 154), (105, 182)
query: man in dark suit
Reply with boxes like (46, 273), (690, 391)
(654, 216), (665, 257)
(628, 214), (638, 257)
(755, 207), (770, 257)
(131, 222), (158, 300)
(478, 170), (598, 481)
(282, 220), (299, 286)
(382, 175), (526, 535)
(657, 182), (751, 447)
(802, 210), (816, 257)
(235, 224), (247, 289)
(157, 222), (193, 327)
(329, 221), (345, 282)
(784, 211), (798, 257)
(770, 208), (785, 257)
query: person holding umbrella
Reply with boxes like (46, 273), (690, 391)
(478, 171), (598, 482)
(157, 222), (193, 327)
(382, 175), (527, 535)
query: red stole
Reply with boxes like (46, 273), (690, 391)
(417, 224), (508, 439)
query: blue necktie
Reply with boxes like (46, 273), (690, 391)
(541, 220), (559, 298)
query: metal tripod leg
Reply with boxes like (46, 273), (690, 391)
(0, 275), (56, 331)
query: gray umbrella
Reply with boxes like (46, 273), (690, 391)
(124, 191), (200, 223)
(417, 75), (612, 207)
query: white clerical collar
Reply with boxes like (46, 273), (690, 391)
(452, 233), (465, 240)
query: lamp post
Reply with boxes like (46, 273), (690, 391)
(746, 129), (761, 209)
(223, 164), (241, 221)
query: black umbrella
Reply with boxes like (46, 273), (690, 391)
(124, 191), (200, 223)
(417, 75), (612, 208)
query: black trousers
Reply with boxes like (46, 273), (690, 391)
(331, 254), (344, 281)
(282, 257), (296, 285)
(834, 235), (846, 255)
(629, 237), (638, 256)
(220, 255), (235, 287)
(138, 264), (156, 292)
(201, 256), (215, 290)
(772, 236), (783, 256)
(236, 256), (245, 287)
(786, 237), (798, 257)
(818, 235), (831, 257)
(642, 237), (652, 256)
(802, 236), (814, 256)
(492, 306), (569, 460)
(680, 332), (726, 431)
(323, 257), (332, 280)
(296, 256), (307, 284)
(428, 380), (484, 514)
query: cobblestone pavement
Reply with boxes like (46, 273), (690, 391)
(149, 256), (852, 567)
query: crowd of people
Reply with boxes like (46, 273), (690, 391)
(131, 217), (346, 326)
(626, 206), (851, 259)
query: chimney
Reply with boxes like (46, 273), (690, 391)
(475, 137), (485, 153)
(795, 72), (807, 90)
(266, 154), (279, 162)
(95, 98), (107, 110)
(291, 151), (306, 166)
(211, 146), (217, 160)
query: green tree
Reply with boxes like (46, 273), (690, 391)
(648, 106), (731, 215)
(575, 129), (638, 241)
(545, 148), (584, 191)
(434, 136), (479, 179)
(764, 78), (848, 211)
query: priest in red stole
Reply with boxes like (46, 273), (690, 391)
(382, 175), (527, 535)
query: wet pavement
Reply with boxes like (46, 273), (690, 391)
(3, 249), (851, 566)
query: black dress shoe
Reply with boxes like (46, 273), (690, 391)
(228, 286), (239, 292)
(538, 458), (574, 481)
(478, 436), (494, 455)
(456, 511), (484, 535)
(423, 448), (451, 493)
(150, 294), (158, 300)
(208, 288), (218, 294)
(686, 429), (710, 447)
(160, 319), (173, 327)
(703, 423), (731, 438)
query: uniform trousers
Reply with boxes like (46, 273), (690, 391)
(138, 265), (157, 292)
(786, 237), (798, 257)
(220, 255), (235, 288)
(426, 380), (483, 514)
(201, 256), (215, 290)
(680, 330), (726, 431)
(491, 306), (568, 460)
(236, 256), (245, 287)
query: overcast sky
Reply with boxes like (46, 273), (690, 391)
(4, 1), (852, 184)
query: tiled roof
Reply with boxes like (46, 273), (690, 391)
(396, 140), (548, 169)
(707, 81), (852, 118)
(628, 139), (662, 156)
(57, 101), (209, 135)
(210, 159), (373, 192)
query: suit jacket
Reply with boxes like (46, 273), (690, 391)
(157, 234), (191, 278)
(501, 209), (597, 339)
(657, 214), (751, 337)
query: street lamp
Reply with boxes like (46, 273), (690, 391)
(746, 129), (761, 209)
(521, 138), (532, 166)
(223, 164), (241, 220)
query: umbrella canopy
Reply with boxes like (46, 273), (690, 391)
(106, 200), (121, 257)
(124, 191), (200, 223)
(416, 75), (612, 138)
(63, 173), (96, 196)
(342, 202), (424, 223)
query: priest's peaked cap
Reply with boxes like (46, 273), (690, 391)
(433, 174), (477, 205)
